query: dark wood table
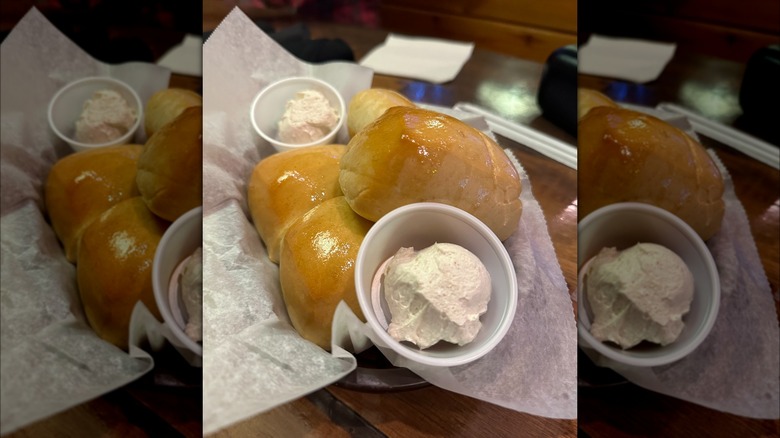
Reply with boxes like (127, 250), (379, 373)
(578, 49), (780, 438)
(202, 11), (578, 438)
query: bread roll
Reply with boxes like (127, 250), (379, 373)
(144, 88), (202, 138)
(578, 88), (618, 120)
(247, 145), (346, 263)
(77, 197), (168, 349)
(340, 107), (522, 241)
(45, 144), (143, 262)
(137, 106), (202, 222)
(579, 106), (724, 240)
(279, 196), (370, 350)
(347, 88), (415, 137)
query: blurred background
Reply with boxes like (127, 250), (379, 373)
(203, 0), (576, 63)
(6, 0), (775, 63)
(578, 0), (779, 145)
(367, 0), (576, 62)
(578, 0), (779, 63)
(1, 0), (201, 64)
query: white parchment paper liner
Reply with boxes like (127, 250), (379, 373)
(0, 8), (189, 434)
(579, 105), (780, 419)
(202, 9), (576, 434)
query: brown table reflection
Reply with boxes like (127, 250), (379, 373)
(202, 12), (577, 438)
(578, 49), (780, 438)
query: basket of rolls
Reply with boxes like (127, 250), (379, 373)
(44, 85), (203, 355)
(201, 13), (578, 431)
(247, 86), (522, 362)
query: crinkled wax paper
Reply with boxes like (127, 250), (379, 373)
(580, 106), (780, 419)
(202, 8), (576, 434)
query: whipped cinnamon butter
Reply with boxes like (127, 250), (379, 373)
(181, 247), (203, 342)
(383, 243), (491, 349)
(75, 89), (136, 144)
(277, 89), (339, 144)
(585, 243), (694, 349)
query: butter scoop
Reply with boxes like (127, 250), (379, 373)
(586, 242), (694, 349)
(383, 243), (492, 349)
(181, 246), (203, 343)
(277, 89), (339, 144)
(75, 89), (137, 144)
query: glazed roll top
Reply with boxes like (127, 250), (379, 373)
(136, 105), (203, 222)
(577, 88), (618, 120)
(247, 144), (346, 263)
(144, 88), (203, 138)
(76, 197), (168, 349)
(578, 106), (725, 240)
(279, 196), (371, 350)
(347, 88), (416, 137)
(339, 106), (522, 241)
(45, 144), (143, 262)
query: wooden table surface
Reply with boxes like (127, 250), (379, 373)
(578, 50), (780, 438)
(203, 14), (578, 438)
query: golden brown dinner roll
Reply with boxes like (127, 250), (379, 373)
(579, 106), (725, 240)
(144, 88), (202, 138)
(44, 144), (143, 262)
(577, 88), (618, 120)
(247, 145), (346, 263)
(340, 107), (522, 241)
(279, 197), (371, 350)
(136, 106), (203, 222)
(347, 88), (416, 137)
(77, 197), (168, 349)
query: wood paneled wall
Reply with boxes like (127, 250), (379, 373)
(578, 0), (780, 62)
(379, 0), (577, 62)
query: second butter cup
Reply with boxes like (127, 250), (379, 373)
(577, 202), (720, 367)
(250, 76), (345, 153)
(354, 202), (518, 367)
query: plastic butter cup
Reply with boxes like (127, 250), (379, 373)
(48, 76), (143, 152)
(152, 206), (203, 363)
(577, 202), (720, 367)
(250, 76), (345, 153)
(355, 202), (518, 367)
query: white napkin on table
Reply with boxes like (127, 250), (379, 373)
(579, 35), (676, 83)
(360, 34), (474, 84)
